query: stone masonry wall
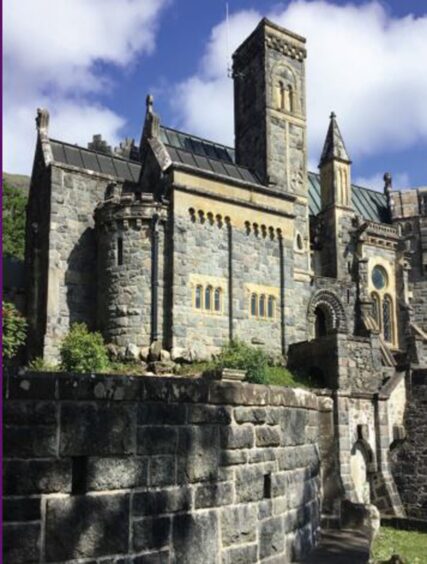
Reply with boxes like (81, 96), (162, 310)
(3, 371), (325, 564)
(392, 369), (427, 520)
(43, 166), (121, 360)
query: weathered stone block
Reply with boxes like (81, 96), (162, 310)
(86, 457), (148, 490)
(3, 522), (40, 563)
(188, 405), (232, 425)
(4, 425), (57, 458)
(60, 402), (136, 456)
(132, 516), (170, 552)
(4, 401), (57, 425)
(132, 550), (170, 564)
(45, 493), (130, 561)
(195, 482), (234, 508)
(233, 406), (266, 424)
(235, 466), (265, 502)
(133, 487), (191, 516)
(4, 459), (72, 495)
(220, 425), (254, 449)
(221, 505), (257, 546)
(137, 426), (177, 455)
(222, 544), (258, 563)
(177, 426), (219, 482)
(256, 426), (281, 447)
(149, 455), (176, 486)
(220, 450), (248, 466)
(260, 516), (285, 559)
(138, 403), (186, 425)
(3, 497), (41, 522)
(173, 512), (218, 564)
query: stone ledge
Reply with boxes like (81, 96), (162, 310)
(4, 370), (320, 410)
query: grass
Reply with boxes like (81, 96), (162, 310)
(372, 526), (427, 563)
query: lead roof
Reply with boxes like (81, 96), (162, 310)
(49, 125), (389, 223)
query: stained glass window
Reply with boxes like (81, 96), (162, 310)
(383, 295), (393, 343)
(371, 293), (381, 329)
(372, 266), (388, 290)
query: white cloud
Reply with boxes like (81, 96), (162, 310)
(3, 0), (169, 173)
(171, 1), (427, 174)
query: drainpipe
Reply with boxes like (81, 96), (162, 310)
(279, 231), (286, 356)
(151, 213), (160, 342)
(227, 217), (234, 342)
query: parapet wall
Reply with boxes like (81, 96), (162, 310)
(3, 372), (328, 564)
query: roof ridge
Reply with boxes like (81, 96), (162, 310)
(160, 125), (235, 152)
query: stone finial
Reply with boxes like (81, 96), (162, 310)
(36, 108), (50, 134)
(383, 172), (394, 217)
(142, 92), (160, 142)
(146, 94), (154, 114)
(383, 172), (392, 192)
(319, 111), (351, 167)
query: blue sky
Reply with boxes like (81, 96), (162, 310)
(4, 0), (427, 190)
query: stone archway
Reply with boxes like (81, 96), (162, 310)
(307, 289), (348, 340)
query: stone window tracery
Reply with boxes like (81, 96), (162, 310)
(249, 293), (276, 319)
(193, 283), (224, 314)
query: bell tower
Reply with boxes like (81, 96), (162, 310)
(233, 18), (307, 198)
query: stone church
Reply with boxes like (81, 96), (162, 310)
(25, 18), (426, 513)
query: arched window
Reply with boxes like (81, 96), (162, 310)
(287, 84), (293, 112)
(205, 286), (212, 311)
(259, 294), (266, 317)
(214, 288), (221, 312)
(383, 295), (393, 343)
(279, 81), (285, 110)
(251, 293), (258, 317)
(371, 292), (381, 329)
(195, 285), (202, 309)
(268, 296), (275, 318)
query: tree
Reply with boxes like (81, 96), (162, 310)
(2, 179), (27, 260)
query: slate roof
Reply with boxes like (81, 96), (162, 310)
(48, 128), (389, 223)
(50, 139), (141, 183)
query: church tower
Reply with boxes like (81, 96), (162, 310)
(233, 18), (307, 198)
(233, 19), (311, 345)
(318, 112), (353, 278)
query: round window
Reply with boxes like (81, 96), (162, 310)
(371, 266), (388, 290)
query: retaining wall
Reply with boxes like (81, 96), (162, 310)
(3, 371), (329, 564)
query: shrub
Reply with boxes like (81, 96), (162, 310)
(27, 357), (60, 372)
(2, 301), (27, 360)
(214, 340), (269, 384)
(60, 323), (109, 373)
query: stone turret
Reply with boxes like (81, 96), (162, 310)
(319, 112), (352, 209)
(318, 112), (354, 279)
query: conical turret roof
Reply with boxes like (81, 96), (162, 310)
(319, 112), (351, 167)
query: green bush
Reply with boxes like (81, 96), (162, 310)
(2, 301), (27, 360)
(27, 357), (60, 372)
(60, 323), (109, 373)
(214, 340), (269, 384)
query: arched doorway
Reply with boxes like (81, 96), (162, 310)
(307, 290), (348, 340)
(314, 305), (328, 338)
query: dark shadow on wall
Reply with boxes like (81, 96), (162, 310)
(65, 227), (97, 330)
